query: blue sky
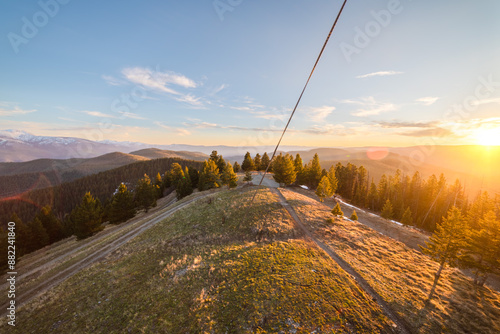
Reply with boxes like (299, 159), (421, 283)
(1, 0), (500, 147)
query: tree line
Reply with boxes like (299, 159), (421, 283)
(0, 152), (247, 269)
(240, 151), (499, 233)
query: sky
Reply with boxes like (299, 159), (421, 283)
(1, 0), (500, 148)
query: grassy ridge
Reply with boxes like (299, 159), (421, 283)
(280, 189), (500, 334)
(1, 188), (394, 333)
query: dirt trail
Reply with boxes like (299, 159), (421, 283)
(0, 192), (214, 317)
(272, 188), (413, 334)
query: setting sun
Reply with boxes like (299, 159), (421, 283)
(474, 127), (500, 146)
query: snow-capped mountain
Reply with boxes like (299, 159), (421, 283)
(0, 129), (313, 162)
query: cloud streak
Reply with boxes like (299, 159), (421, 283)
(342, 97), (397, 117)
(416, 97), (439, 106)
(0, 105), (36, 116)
(356, 71), (404, 79)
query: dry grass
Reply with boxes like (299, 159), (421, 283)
(1, 187), (395, 333)
(280, 189), (500, 334)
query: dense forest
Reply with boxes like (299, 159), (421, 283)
(0, 152), (241, 269)
(241, 151), (499, 232)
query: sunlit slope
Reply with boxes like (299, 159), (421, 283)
(1, 188), (394, 333)
(280, 189), (500, 334)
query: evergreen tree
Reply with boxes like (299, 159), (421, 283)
(308, 153), (323, 189)
(381, 199), (394, 220)
(198, 159), (221, 190)
(294, 154), (303, 174)
(154, 172), (164, 198)
(176, 167), (193, 199)
(260, 153), (271, 171)
(254, 153), (262, 171)
(316, 176), (333, 202)
(331, 203), (343, 217)
(28, 217), (50, 250)
(71, 192), (104, 240)
(135, 174), (157, 211)
(367, 180), (378, 210)
(461, 211), (500, 286)
(350, 210), (358, 221)
(243, 170), (253, 183)
(109, 183), (136, 224)
(272, 154), (296, 186)
(11, 213), (32, 256)
(327, 166), (338, 195)
(221, 162), (238, 188)
(209, 150), (219, 162)
(420, 207), (468, 301)
(170, 163), (185, 187)
(233, 161), (241, 173)
(36, 206), (64, 244)
(188, 167), (199, 189)
(401, 207), (413, 226)
(242, 152), (255, 171)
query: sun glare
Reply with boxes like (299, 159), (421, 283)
(474, 127), (500, 146)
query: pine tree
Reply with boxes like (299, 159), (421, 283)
(71, 192), (104, 240)
(198, 159), (221, 190)
(260, 153), (271, 171)
(176, 167), (193, 199)
(135, 174), (157, 211)
(254, 153), (262, 171)
(461, 211), (500, 286)
(36, 206), (64, 244)
(316, 176), (333, 202)
(154, 172), (164, 198)
(327, 166), (338, 194)
(221, 162), (238, 188)
(420, 207), (468, 301)
(401, 207), (413, 226)
(11, 213), (32, 256)
(170, 163), (185, 187)
(272, 154), (296, 186)
(242, 152), (255, 171)
(109, 183), (136, 224)
(381, 199), (394, 220)
(243, 170), (253, 182)
(28, 217), (50, 250)
(308, 153), (322, 189)
(188, 167), (199, 189)
(350, 210), (358, 221)
(331, 203), (344, 217)
(233, 161), (241, 173)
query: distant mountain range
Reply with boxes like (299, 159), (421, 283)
(1, 130), (498, 196)
(0, 130), (312, 162)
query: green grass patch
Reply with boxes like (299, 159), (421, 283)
(1, 188), (394, 333)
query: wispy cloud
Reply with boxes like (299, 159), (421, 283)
(82, 110), (117, 118)
(101, 75), (125, 86)
(118, 67), (203, 107)
(471, 97), (500, 106)
(416, 97), (439, 106)
(118, 111), (147, 120)
(342, 97), (397, 117)
(0, 105), (36, 116)
(306, 106), (335, 122)
(154, 121), (191, 136)
(376, 120), (438, 129)
(398, 127), (456, 138)
(249, 111), (286, 120)
(356, 71), (404, 79)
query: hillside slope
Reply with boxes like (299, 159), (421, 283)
(0, 188), (394, 333)
(129, 147), (207, 161)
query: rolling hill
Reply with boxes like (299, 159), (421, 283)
(1, 186), (499, 333)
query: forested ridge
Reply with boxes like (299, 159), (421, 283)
(0, 157), (203, 227)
